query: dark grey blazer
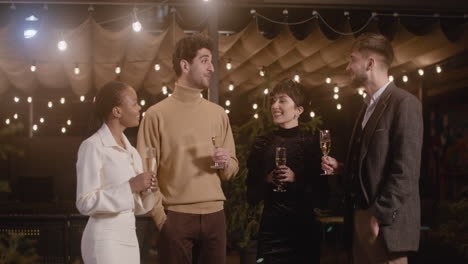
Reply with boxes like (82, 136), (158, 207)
(343, 82), (423, 252)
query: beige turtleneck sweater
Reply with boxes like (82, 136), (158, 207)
(137, 83), (239, 229)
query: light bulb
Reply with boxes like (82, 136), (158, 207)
(58, 40), (67, 51)
(402, 75), (408, 83)
(13, 113), (18, 119)
(60, 97), (66, 104)
(358, 88), (364, 95)
(61, 127), (66, 134)
(132, 21), (142, 32)
(263, 88), (269, 95)
(140, 100), (146, 106)
(74, 65), (80, 75)
(337, 104), (342, 110)
(310, 111), (315, 118)
(226, 60), (232, 70)
(40, 117), (44, 123)
(254, 113), (259, 119)
(48, 101), (53, 108)
(154, 64), (160, 71)
(436, 65), (442, 73)
(14, 96), (20, 103)
(294, 74), (300, 82)
(225, 100), (231, 106)
(333, 94), (339, 100)
(80, 96), (85, 102)
(325, 77), (331, 84)
(5, 118), (10, 125)
(30, 64), (36, 72)
(252, 103), (258, 110)
(228, 83), (235, 91)
(33, 124), (38, 131)
(225, 109), (230, 114)
(418, 69), (424, 76)
(115, 66), (121, 74)
(162, 85), (168, 95)
(67, 119), (72, 126)
(27, 97), (32, 103)
(388, 75), (394, 82)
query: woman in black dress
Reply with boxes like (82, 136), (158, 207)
(247, 79), (326, 264)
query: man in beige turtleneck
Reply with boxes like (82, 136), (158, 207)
(137, 34), (239, 264)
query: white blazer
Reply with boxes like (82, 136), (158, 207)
(76, 124), (156, 246)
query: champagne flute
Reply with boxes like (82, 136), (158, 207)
(319, 130), (332, 175)
(274, 147), (287, 192)
(210, 136), (225, 169)
(143, 147), (157, 193)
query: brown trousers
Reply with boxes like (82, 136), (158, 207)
(158, 210), (226, 264)
(352, 210), (408, 264)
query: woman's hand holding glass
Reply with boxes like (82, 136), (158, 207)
(129, 172), (157, 193)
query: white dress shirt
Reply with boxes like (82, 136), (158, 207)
(362, 81), (391, 129)
(76, 124), (156, 263)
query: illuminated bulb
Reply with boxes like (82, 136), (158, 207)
(310, 111), (315, 118)
(33, 124), (38, 131)
(358, 88), (364, 95)
(142, 112), (146, 117)
(254, 113), (259, 119)
(132, 21), (142, 32)
(57, 40), (67, 51)
(363, 93), (367, 98)
(388, 75), (394, 82)
(93, 97), (96, 102)
(333, 94), (339, 100)
(74, 65), (80, 75)
(115, 66), (121, 74)
(436, 65), (442, 73)
(60, 97), (66, 104)
(154, 64), (160, 71)
(61, 127), (66, 134)
(48, 101), (53, 108)
(27, 97), (32, 103)
(140, 100), (146, 106)
(252, 103), (258, 110)
(325, 77), (331, 84)
(162, 85), (168, 95)
(168, 93), (172, 97)
(418, 69), (424, 76)
(14, 96), (20, 103)
(225, 109), (230, 114)
(228, 83), (234, 91)
(294, 74), (300, 82)
(259, 68), (265, 77)
(30, 64), (36, 72)
(67, 119), (72, 126)
(263, 88), (269, 95)
(13, 113), (18, 119)
(5, 118), (10, 125)
(333, 86), (339, 93)
(225, 100), (231, 106)
(39, 117), (44, 123)
(337, 104), (342, 110)
(226, 60), (232, 70)
(402, 75), (408, 83)
(80, 96), (85, 102)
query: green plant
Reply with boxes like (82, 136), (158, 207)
(223, 95), (322, 250)
(0, 232), (41, 264)
(438, 185), (468, 260)
(0, 123), (24, 160)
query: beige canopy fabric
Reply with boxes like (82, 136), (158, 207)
(0, 15), (467, 107)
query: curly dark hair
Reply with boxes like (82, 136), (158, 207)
(270, 79), (309, 108)
(172, 34), (214, 77)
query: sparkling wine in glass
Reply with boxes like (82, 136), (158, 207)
(143, 147), (157, 193)
(210, 136), (225, 169)
(319, 130), (332, 175)
(274, 147), (287, 192)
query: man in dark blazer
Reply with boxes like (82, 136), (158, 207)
(322, 32), (423, 264)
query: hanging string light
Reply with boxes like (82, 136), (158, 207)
(60, 97), (66, 104)
(33, 124), (38, 131)
(80, 96), (85, 102)
(30, 62), (37, 72)
(259, 67), (265, 77)
(5, 118), (10, 125)
(142, 112), (146, 117)
(13, 113), (18, 119)
(418, 69), (424, 76)
(48, 101), (53, 108)
(254, 113), (259, 119)
(61, 127), (67, 134)
(402, 75), (408, 83)
(333, 94), (339, 100)
(39, 117), (45, 123)
(225, 100), (231, 106)
(67, 119), (72, 126)
(140, 100), (146, 106)
(57, 36), (67, 51)
(14, 96), (20, 103)
(310, 111), (315, 118)
(252, 103), (258, 110)
(294, 74), (300, 82)
(333, 86), (339, 93)
(225, 109), (230, 114)
(325, 77), (332, 84)
(436, 65), (442, 73)
(358, 88), (365, 95)
(132, 7), (142, 32)
(115, 66), (121, 74)
(388, 75), (394, 82)
(226, 59), (232, 70)
(154, 63), (160, 71)
(162, 85), (168, 95)
(263, 88), (269, 95)
(74, 64), (80, 75)
(336, 104), (342, 110)
(228, 82), (235, 91)
(27, 97), (32, 103)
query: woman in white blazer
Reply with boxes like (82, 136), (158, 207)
(76, 81), (158, 264)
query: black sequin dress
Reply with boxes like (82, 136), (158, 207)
(247, 126), (327, 264)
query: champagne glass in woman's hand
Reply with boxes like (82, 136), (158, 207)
(319, 130), (332, 175)
(143, 147), (158, 193)
(273, 147), (287, 192)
